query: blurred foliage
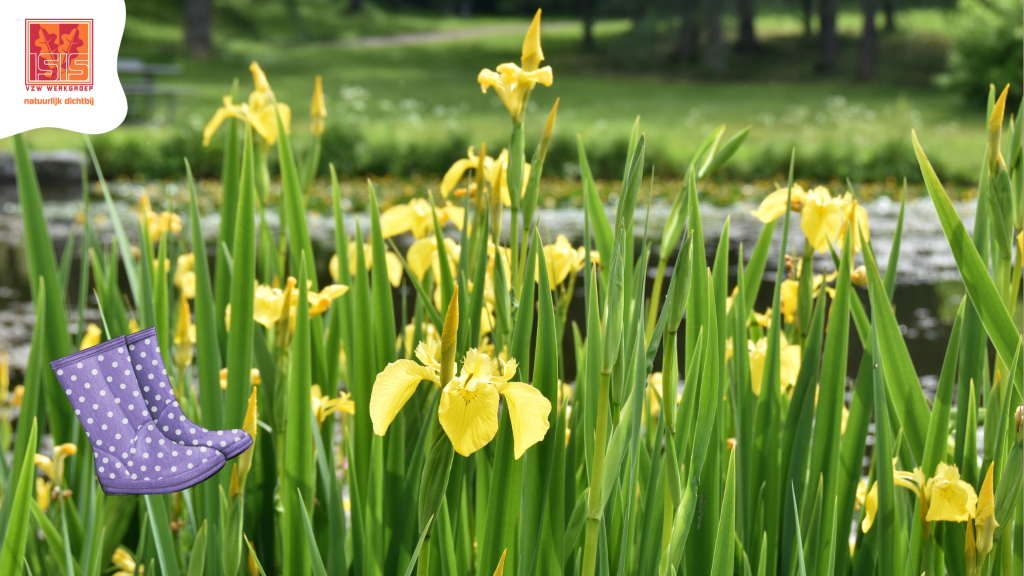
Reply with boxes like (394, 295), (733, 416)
(936, 0), (1023, 105)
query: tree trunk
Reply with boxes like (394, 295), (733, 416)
(802, 0), (814, 37)
(582, 0), (596, 50)
(673, 0), (701, 62)
(883, 0), (895, 31)
(704, 0), (726, 73)
(285, 0), (307, 40)
(183, 0), (212, 57)
(737, 0), (757, 51)
(817, 0), (838, 71)
(348, 0), (362, 14)
(858, 0), (878, 79)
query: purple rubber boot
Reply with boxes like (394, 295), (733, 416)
(125, 328), (252, 459)
(50, 339), (226, 495)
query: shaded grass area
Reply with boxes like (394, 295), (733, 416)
(4, 7), (991, 186)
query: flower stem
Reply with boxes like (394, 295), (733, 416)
(581, 369), (611, 576)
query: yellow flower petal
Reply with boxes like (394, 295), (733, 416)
(385, 252), (404, 288)
(438, 379), (500, 457)
(370, 360), (435, 436)
(976, 462), (999, 556)
(925, 462), (978, 522)
(540, 235), (578, 284)
(310, 75), (327, 137)
(34, 454), (56, 483)
(173, 294), (195, 367)
(838, 199), (870, 254)
(253, 283), (286, 329)
(975, 462), (996, 524)
(441, 158), (477, 198)
(202, 96), (247, 147)
(780, 279), (800, 324)
(80, 323), (102, 350)
(748, 338), (767, 396)
(750, 184), (807, 223)
(36, 477), (51, 512)
(237, 388), (258, 487)
(493, 549), (508, 576)
(861, 481), (878, 532)
(498, 381), (552, 459)
(407, 237), (438, 281)
(380, 204), (413, 238)
(801, 187), (844, 253)
(521, 10), (544, 72)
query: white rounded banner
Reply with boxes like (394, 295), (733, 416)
(0, 1), (127, 139)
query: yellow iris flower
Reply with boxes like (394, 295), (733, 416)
(174, 294), (197, 367)
(493, 549), (507, 576)
(405, 236), (462, 284)
(202, 62), (292, 147)
(174, 253), (196, 299)
(779, 269), (837, 324)
(859, 480), (878, 533)
(441, 147), (531, 207)
(752, 185), (870, 254)
(837, 194), (870, 253)
(10, 385), (24, 407)
(311, 384), (356, 426)
(112, 548), (143, 576)
(439, 350), (551, 458)
(328, 244), (403, 288)
(219, 367), (261, 391)
(138, 192), (181, 243)
(0, 351), (8, 403)
(80, 323), (102, 350)
(310, 75), (327, 137)
(35, 443), (77, 485)
(380, 198), (465, 239)
(800, 187), (845, 254)
(851, 265), (868, 286)
(974, 463), (998, 557)
(750, 184), (808, 222)
(539, 235), (594, 285)
(232, 387), (259, 497)
(924, 462), (977, 523)
(36, 477), (53, 512)
(748, 334), (802, 396)
(399, 322), (439, 358)
(477, 10), (553, 123)
(371, 345), (551, 459)
(230, 277), (349, 331)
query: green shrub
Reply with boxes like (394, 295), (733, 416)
(937, 0), (1023, 105)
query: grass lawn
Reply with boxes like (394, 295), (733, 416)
(5, 6), (994, 186)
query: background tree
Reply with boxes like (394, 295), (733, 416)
(802, 0), (814, 37)
(673, 0), (701, 62)
(882, 0), (896, 31)
(183, 0), (212, 57)
(349, 0), (363, 13)
(704, 0), (726, 72)
(817, 0), (838, 71)
(858, 0), (879, 79)
(737, 0), (757, 51)
(582, 0), (597, 49)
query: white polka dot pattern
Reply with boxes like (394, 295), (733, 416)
(49, 335), (226, 495)
(126, 327), (252, 460)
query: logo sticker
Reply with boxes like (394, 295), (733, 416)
(25, 19), (93, 87)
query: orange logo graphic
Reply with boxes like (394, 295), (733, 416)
(25, 19), (93, 85)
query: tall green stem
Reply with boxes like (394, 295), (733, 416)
(581, 370), (611, 576)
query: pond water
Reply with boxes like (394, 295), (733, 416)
(0, 193), (1010, 394)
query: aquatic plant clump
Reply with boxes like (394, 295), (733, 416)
(5, 8), (1023, 576)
